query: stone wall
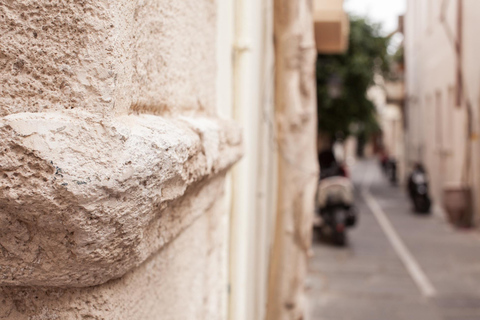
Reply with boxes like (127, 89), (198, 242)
(266, 0), (319, 319)
(0, 0), (216, 116)
(0, 0), (241, 319)
(1, 187), (228, 319)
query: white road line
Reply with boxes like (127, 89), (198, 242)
(362, 187), (437, 298)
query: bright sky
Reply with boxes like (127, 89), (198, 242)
(344, 0), (406, 35)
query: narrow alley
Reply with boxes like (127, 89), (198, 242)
(307, 160), (480, 320)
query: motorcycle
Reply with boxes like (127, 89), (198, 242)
(386, 158), (398, 185)
(379, 154), (398, 185)
(315, 166), (357, 246)
(407, 164), (432, 213)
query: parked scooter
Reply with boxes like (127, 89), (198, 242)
(315, 150), (357, 246)
(316, 176), (357, 245)
(407, 163), (432, 213)
(386, 158), (398, 185)
(379, 149), (398, 185)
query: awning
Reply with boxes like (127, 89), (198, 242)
(314, 0), (350, 54)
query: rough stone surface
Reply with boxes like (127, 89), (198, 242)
(0, 191), (228, 320)
(0, 0), (216, 117)
(0, 110), (242, 287)
(0, 0), (238, 318)
(266, 0), (319, 320)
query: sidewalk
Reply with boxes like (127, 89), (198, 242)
(307, 159), (480, 320)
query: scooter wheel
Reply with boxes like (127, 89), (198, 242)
(332, 231), (347, 246)
(414, 196), (431, 214)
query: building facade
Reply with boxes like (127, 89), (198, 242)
(368, 73), (407, 185)
(0, 0), (349, 319)
(0, 1), (242, 319)
(404, 0), (480, 223)
(0, 1), (316, 320)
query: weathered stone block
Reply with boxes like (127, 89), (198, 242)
(0, 192), (228, 319)
(0, 0), (216, 116)
(0, 111), (242, 287)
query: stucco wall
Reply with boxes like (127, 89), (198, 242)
(0, 188), (228, 320)
(0, 0), (216, 117)
(405, 0), (480, 217)
(0, 0), (240, 318)
(266, 0), (319, 319)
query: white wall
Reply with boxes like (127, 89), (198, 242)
(217, 0), (278, 319)
(405, 0), (480, 218)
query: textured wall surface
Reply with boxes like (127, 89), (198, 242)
(0, 191), (228, 320)
(0, 0), (238, 318)
(130, 0), (216, 115)
(266, 0), (318, 319)
(0, 111), (241, 287)
(0, 0), (216, 117)
(0, 0), (115, 116)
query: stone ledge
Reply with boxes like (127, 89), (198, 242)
(0, 111), (242, 287)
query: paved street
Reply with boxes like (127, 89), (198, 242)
(307, 160), (480, 320)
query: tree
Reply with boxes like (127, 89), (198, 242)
(316, 17), (389, 145)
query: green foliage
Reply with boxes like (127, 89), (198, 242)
(316, 17), (389, 142)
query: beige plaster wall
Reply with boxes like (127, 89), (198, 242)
(0, 0), (216, 117)
(0, 186), (228, 320)
(0, 112), (241, 287)
(0, 0), (239, 319)
(405, 0), (480, 215)
(266, 0), (319, 319)
(462, 0), (480, 222)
